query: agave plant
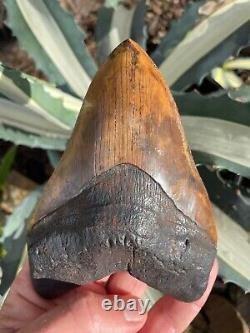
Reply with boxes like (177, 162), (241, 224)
(0, 0), (249, 302)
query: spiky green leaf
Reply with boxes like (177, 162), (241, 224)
(96, 0), (148, 60)
(175, 91), (250, 127)
(228, 85), (250, 103)
(158, 0), (250, 89)
(130, 0), (147, 49)
(0, 125), (67, 150)
(152, 0), (205, 65)
(175, 91), (250, 176)
(47, 150), (62, 168)
(4, 0), (97, 96)
(224, 57), (250, 70)
(0, 64), (74, 150)
(0, 188), (41, 296)
(183, 116), (250, 177)
(96, 1), (135, 64)
(0, 97), (70, 138)
(214, 205), (250, 293)
(2, 188), (41, 240)
(211, 67), (243, 89)
(0, 64), (80, 131)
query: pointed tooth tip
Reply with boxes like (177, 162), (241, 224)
(109, 39), (159, 74)
(111, 39), (144, 56)
(119, 38), (140, 49)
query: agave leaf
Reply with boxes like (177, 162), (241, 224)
(0, 125), (67, 150)
(211, 67), (228, 88)
(174, 21), (250, 90)
(211, 67), (243, 89)
(105, 0), (120, 7)
(0, 188), (41, 296)
(47, 150), (62, 168)
(224, 57), (250, 70)
(182, 116), (250, 177)
(130, 0), (147, 49)
(0, 237), (26, 298)
(4, 0), (97, 97)
(1, 188), (41, 240)
(96, 0), (148, 62)
(177, 90), (250, 176)
(159, 0), (250, 89)
(96, 1), (136, 64)
(219, 71), (243, 89)
(0, 65), (74, 150)
(177, 91), (250, 174)
(214, 205), (250, 293)
(152, 0), (205, 65)
(0, 97), (71, 138)
(0, 64), (80, 130)
(199, 166), (250, 232)
(228, 85), (250, 103)
(175, 91), (250, 126)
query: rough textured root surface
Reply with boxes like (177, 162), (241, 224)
(28, 164), (216, 301)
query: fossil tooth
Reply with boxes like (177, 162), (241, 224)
(28, 39), (217, 302)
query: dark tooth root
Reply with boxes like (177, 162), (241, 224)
(29, 164), (216, 302)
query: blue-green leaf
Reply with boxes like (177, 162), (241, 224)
(2, 188), (41, 240)
(214, 205), (250, 293)
(130, 0), (147, 49)
(4, 0), (97, 97)
(228, 85), (250, 103)
(0, 125), (67, 150)
(175, 90), (250, 126)
(183, 116), (250, 178)
(158, 0), (250, 89)
(0, 188), (42, 296)
(175, 91), (250, 176)
(174, 92), (250, 177)
(47, 150), (62, 168)
(0, 64), (80, 132)
(96, 1), (135, 64)
(152, 0), (205, 65)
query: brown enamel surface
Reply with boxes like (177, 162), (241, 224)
(32, 39), (216, 243)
